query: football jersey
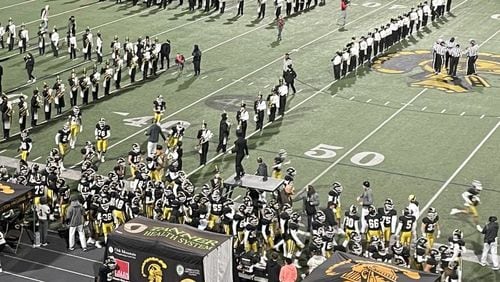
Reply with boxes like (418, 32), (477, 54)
(399, 215), (416, 232)
(365, 213), (383, 231)
(128, 151), (141, 164)
(245, 224), (258, 243)
(422, 216), (439, 233)
(57, 129), (71, 144)
(20, 138), (32, 151)
(98, 208), (114, 223)
(210, 200), (224, 216)
(378, 207), (397, 228)
(95, 124), (111, 139)
(69, 113), (82, 126)
(153, 101), (166, 113)
(343, 212), (360, 230)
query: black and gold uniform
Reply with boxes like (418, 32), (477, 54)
(208, 190), (224, 231)
(343, 205), (360, 239)
(18, 131), (32, 163)
(68, 106), (82, 149)
(167, 123), (184, 149)
(244, 215), (259, 252)
(59, 186), (71, 223)
(98, 200), (114, 243)
(422, 208), (440, 250)
(365, 206), (383, 242)
(112, 191), (128, 225)
(95, 118), (111, 162)
(397, 208), (416, 246)
(152, 96), (166, 123)
(127, 143), (142, 178)
(378, 198), (397, 245)
(55, 124), (71, 156)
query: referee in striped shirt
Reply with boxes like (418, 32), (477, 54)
(464, 39), (479, 75)
(448, 44), (461, 78)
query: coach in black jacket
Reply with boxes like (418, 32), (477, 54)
(160, 40), (171, 69)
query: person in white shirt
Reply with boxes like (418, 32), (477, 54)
(285, 0), (293, 16)
(237, 104), (250, 137)
(464, 39), (479, 75)
(275, 0), (283, 19)
(36, 197), (51, 247)
(358, 37), (367, 65)
(258, 0), (267, 19)
(7, 18), (16, 51)
(18, 24), (29, 54)
(68, 32), (77, 59)
(307, 250), (327, 274)
(277, 78), (288, 116)
(366, 33), (374, 62)
(416, 5), (423, 31)
(254, 94), (267, 130)
(341, 48), (350, 77)
(83, 27), (93, 61)
(41, 5), (50, 31)
(51, 27), (59, 57)
(96, 32), (103, 63)
(283, 53), (292, 74)
(409, 8), (419, 35)
(422, 1), (431, 26)
(0, 23), (5, 49)
(268, 91), (280, 122)
(373, 28), (381, 56)
(331, 51), (342, 80)
(407, 194), (420, 220)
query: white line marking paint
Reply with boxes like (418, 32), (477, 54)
(172, 71), (178, 75)
(480, 115), (485, 119)
(296, 89), (304, 94)
(18, 242), (101, 263)
(332, 94), (337, 98)
(0, 149), (6, 154)
(32, 157), (42, 162)
(4, 255), (95, 278)
(303, 89), (428, 192)
(2, 271), (44, 282)
(201, 76), (208, 79)
(419, 121), (500, 219)
(186, 73), (193, 78)
(421, 106), (427, 111)
(217, 78), (223, 81)
(0, 0), (36, 11)
(460, 112), (466, 116)
(441, 109), (447, 113)
(263, 84), (270, 88)
(349, 96), (355, 101)
(366, 99), (372, 103)
(384, 101), (390, 106)
(248, 82), (254, 86)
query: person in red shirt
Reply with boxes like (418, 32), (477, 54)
(339, 0), (349, 28)
(279, 257), (297, 282)
(277, 15), (285, 41)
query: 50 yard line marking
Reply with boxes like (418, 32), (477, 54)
(418, 121), (500, 219)
(301, 88), (427, 190)
(107, 0), (399, 152)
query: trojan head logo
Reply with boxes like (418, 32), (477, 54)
(0, 183), (15, 195)
(372, 50), (500, 93)
(325, 259), (421, 282)
(141, 257), (167, 282)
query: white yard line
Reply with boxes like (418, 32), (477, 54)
(18, 242), (101, 263)
(248, 82), (254, 86)
(202, 75), (208, 80)
(421, 106), (427, 111)
(441, 109), (447, 113)
(302, 88), (428, 191)
(1, 271), (44, 282)
(4, 255), (95, 279)
(24, 2), (99, 26)
(32, 156), (42, 162)
(418, 121), (500, 219)
(384, 101), (390, 106)
(263, 84), (270, 88)
(366, 99), (372, 103)
(0, 0), (37, 11)
(0, 149), (6, 154)
(217, 78), (223, 81)
(460, 111), (466, 116)
(480, 114), (485, 119)
(107, 0), (398, 152)
(349, 96), (355, 101)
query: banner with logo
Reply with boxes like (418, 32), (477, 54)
(0, 181), (35, 213)
(304, 252), (440, 282)
(106, 217), (232, 282)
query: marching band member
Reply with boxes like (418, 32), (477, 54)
(114, 54), (123, 89)
(17, 96), (28, 131)
(18, 129), (32, 163)
(69, 106), (82, 149)
(90, 65), (100, 101)
(254, 94), (266, 131)
(95, 118), (111, 162)
(83, 27), (92, 61)
(464, 39), (479, 76)
(153, 95), (166, 123)
(129, 55), (138, 83)
(68, 70), (78, 107)
(18, 24), (28, 54)
(196, 122), (213, 166)
(216, 112), (231, 153)
(53, 76), (65, 115)
(79, 69), (90, 105)
(268, 90), (280, 122)
(30, 89), (41, 126)
(103, 63), (113, 96)
(236, 103), (249, 137)
(42, 82), (52, 121)
(96, 32), (103, 64)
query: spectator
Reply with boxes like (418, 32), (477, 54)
(294, 185), (319, 231)
(307, 249), (326, 274)
(66, 195), (87, 251)
(279, 257), (297, 282)
(36, 196), (51, 247)
(266, 252), (281, 282)
(277, 15), (285, 41)
(477, 216), (499, 270)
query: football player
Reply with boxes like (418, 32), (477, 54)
(97, 198), (115, 244)
(450, 180), (482, 225)
(81, 141), (96, 162)
(395, 207), (417, 246)
(421, 207), (441, 251)
(346, 231), (363, 256)
(342, 205), (360, 240)
(287, 212), (305, 268)
(407, 194), (420, 219)
(271, 149), (289, 179)
(424, 248), (441, 274)
(95, 118), (111, 162)
(378, 198), (397, 247)
(391, 241), (411, 267)
(127, 143), (142, 179)
(365, 205), (383, 243)
(261, 207), (276, 259)
(18, 129), (32, 164)
(327, 181), (343, 223)
(55, 123), (71, 170)
(68, 106), (82, 149)
(152, 95), (166, 123)
(243, 214), (259, 253)
(167, 122), (185, 149)
(208, 189), (224, 231)
(414, 237), (428, 270)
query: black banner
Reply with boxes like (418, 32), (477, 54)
(0, 181), (34, 213)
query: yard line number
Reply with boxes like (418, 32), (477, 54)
(304, 144), (385, 167)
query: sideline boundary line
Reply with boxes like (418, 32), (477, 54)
(4, 255), (95, 279)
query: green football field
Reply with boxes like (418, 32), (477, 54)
(1, 0), (500, 280)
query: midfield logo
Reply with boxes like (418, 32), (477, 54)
(372, 50), (500, 93)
